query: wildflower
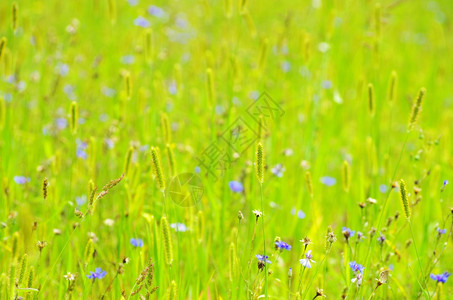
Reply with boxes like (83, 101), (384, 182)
(56, 63), (69, 76)
(367, 197), (377, 204)
(148, 5), (166, 18)
(256, 254), (271, 270)
(127, 0), (138, 6)
(53, 228), (62, 235)
(379, 184), (388, 193)
(130, 238), (143, 247)
(194, 166), (201, 173)
(300, 237), (312, 248)
(437, 227), (447, 237)
(314, 288), (327, 298)
(320, 176), (336, 186)
(76, 195), (87, 206)
(238, 211), (244, 220)
(342, 227), (355, 241)
(121, 55), (135, 65)
(229, 181), (243, 193)
(104, 219), (114, 227)
(326, 226), (337, 248)
(275, 241), (292, 251)
(291, 208), (306, 219)
(271, 164), (285, 177)
(86, 268), (107, 280)
(134, 16), (150, 28)
(64, 273), (76, 281)
(14, 176), (30, 184)
(282, 148), (293, 156)
(377, 234), (386, 244)
(252, 210), (263, 220)
(170, 223), (189, 232)
(56, 117), (68, 130)
(351, 272), (363, 287)
(299, 250), (315, 268)
(76, 139), (88, 160)
(356, 232), (366, 242)
(430, 272), (451, 283)
(288, 268), (292, 277)
(321, 80), (332, 89)
(349, 261), (365, 273)
(88, 232), (98, 243)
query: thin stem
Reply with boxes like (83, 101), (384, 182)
(408, 220), (431, 299)
(260, 184), (268, 300)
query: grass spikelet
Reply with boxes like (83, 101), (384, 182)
(197, 210), (204, 243)
(255, 142), (264, 184)
(151, 147), (165, 191)
(399, 179), (411, 219)
(144, 29), (153, 63)
(368, 83), (375, 117)
(166, 144), (177, 176)
(11, 232), (19, 260)
(9, 263), (16, 299)
(12, 3), (18, 32)
(0, 96), (6, 130)
(258, 38), (269, 70)
(17, 254), (28, 286)
(0, 38), (6, 61)
(69, 101), (78, 135)
(167, 280), (177, 300)
(229, 242), (237, 281)
(342, 160), (350, 192)
(123, 146), (134, 176)
(84, 239), (94, 265)
(27, 266), (34, 288)
(160, 216), (173, 266)
(206, 68), (215, 106)
(408, 87), (426, 131)
(305, 171), (313, 197)
(387, 70), (397, 103)
(160, 113), (171, 144)
(124, 72), (132, 100)
(42, 177), (48, 200)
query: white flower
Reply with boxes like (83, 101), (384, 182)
(351, 273), (363, 287)
(299, 250), (315, 269)
(104, 219), (114, 227)
(64, 272), (76, 281)
(252, 210), (263, 218)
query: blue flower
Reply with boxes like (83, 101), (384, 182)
(121, 55), (135, 65)
(76, 139), (88, 160)
(14, 176), (30, 185)
(255, 254), (271, 264)
(320, 176), (336, 186)
(379, 184), (388, 193)
(342, 227), (355, 239)
(275, 241), (292, 251)
(194, 166), (201, 174)
(430, 272), (451, 283)
(148, 5), (166, 18)
(229, 181), (244, 193)
(299, 250), (315, 268)
(55, 118), (68, 130)
(127, 0), (138, 6)
(321, 80), (332, 89)
(437, 227), (447, 236)
(130, 238), (143, 247)
(349, 261), (365, 273)
(134, 16), (150, 28)
(271, 164), (285, 178)
(86, 268), (106, 280)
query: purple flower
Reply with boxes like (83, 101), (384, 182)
(14, 176), (30, 185)
(256, 254), (271, 264)
(443, 180), (448, 186)
(275, 241), (292, 251)
(121, 55), (135, 65)
(342, 227), (355, 239)
(320, 176), (336, 186)
(229, 181), (244, 193)
(56, 63), (69, 76)
(271, 164), (285, 178)
(290, 208), (306, 219)
(349, 261), (365, 273)
(437, 227), (447, 236)
(127, 0), (138, 6)
(321, 80), (332, 89)
(55, 118), (68, 130)
(299, 250), (315, 268)
(356, 232), (366, 242)
(194, 166), (201, 174)
(148, 5), (166, 18)
(430, 272), (451, 283)
(377, 234), (386, 244)
(86, 268), (107, 280)
(130, 238), (143, 247)
(170, 223), (189, 232)
(134, 16), (150, 28)
(76, 195), (87, 206)
(76, 139), (88, 159)
(379, 184), (388, 193)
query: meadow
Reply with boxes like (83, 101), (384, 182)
(0, 0), (453, 299)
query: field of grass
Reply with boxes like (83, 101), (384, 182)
(1, 0), (453, 299)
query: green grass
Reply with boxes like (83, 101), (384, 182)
(1, 0), (453, 299)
